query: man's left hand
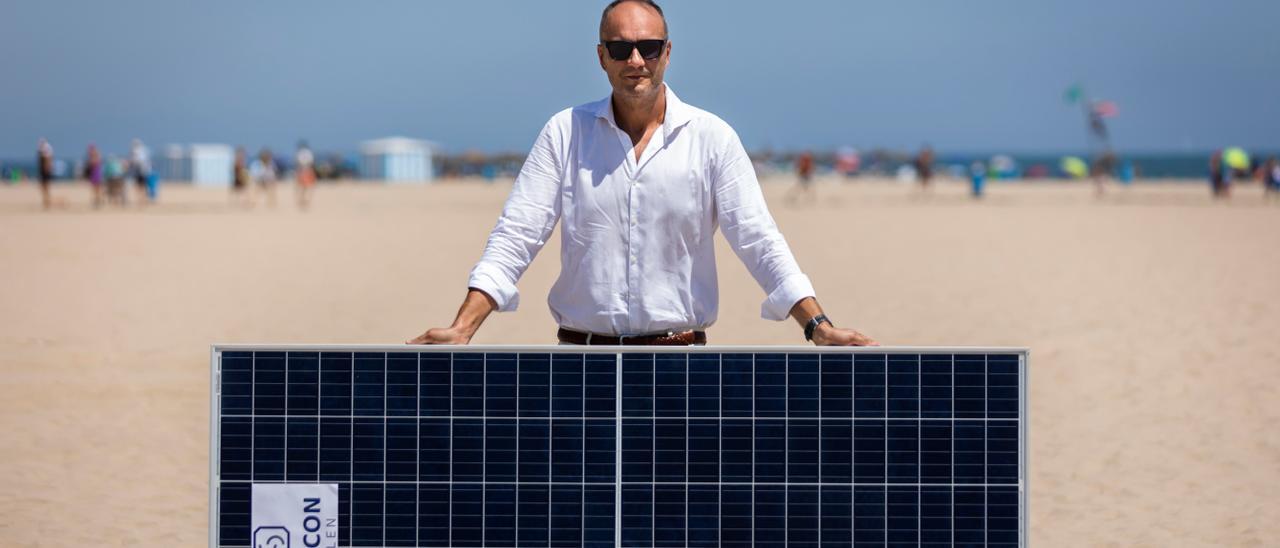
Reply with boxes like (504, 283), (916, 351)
(811, 323), (878, 346)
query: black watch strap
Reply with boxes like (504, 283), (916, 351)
(804, 314), (832, 342)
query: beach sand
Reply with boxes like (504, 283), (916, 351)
(1, 177), (1277, 546)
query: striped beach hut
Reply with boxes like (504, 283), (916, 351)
(359, 137), (436, 183)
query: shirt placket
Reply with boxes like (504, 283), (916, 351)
(608, 123), (640, 335)
(625, 170), (640, 331)
(613, 120), (666, 335)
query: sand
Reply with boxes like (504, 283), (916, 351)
(1, 177), (1277, 546)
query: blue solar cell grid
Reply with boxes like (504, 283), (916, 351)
(213, 347), (1025, 547)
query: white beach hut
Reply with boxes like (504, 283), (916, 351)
(359, 137), (435, 183)
(157, 144), (234, 186)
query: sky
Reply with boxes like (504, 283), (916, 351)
(3, 0), (1277, 158)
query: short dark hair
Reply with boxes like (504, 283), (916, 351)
(599, 0), (668, 40)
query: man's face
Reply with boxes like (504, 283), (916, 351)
(597, 2), (670, 100)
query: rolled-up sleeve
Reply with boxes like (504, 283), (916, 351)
(467, 120), (563, 312)
(711, 124), (816, 320)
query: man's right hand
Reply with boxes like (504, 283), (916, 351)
(405, 289), (498, 345)
(406, 326), (472, 345)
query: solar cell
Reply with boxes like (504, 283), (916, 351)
(211, 346), (1027, 547)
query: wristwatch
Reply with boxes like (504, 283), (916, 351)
(804, 314), (832, 342)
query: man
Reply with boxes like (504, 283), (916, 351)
(409, 0), (875, 346)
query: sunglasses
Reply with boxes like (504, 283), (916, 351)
(601, 39), (666, 61)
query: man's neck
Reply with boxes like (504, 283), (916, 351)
(611, 84), (667, 138)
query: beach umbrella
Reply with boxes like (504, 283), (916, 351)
(1223, 147), (1250, 171)
(1060, 156), (1089, 179)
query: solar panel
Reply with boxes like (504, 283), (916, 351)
(210, 345), (1027, 547)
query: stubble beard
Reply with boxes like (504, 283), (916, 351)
(615, 75), (661, 105)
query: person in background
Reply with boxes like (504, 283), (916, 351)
(84, 144), (104, 208)
(835, 146), (860, 178)
(970, 160), (986, 199)
(294, 140), (316, 210)
(250, 148), (278, 208)
(37, 138), (54, 209)
(1209, 150), (1228, 199)
(104, 154), (127, 206)
(786, 150), (816, 205)
(1263, 156), (1280, 201)
(129, 139), (153, 205)
(1119, 159), (1135, 185)
(1092, 149), (1117, 197)
(915, 145), (935, 192)
(232, 146), (251, 207)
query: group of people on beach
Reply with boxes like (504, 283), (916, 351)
(230, 142), (316, 210)
(784, 145), (1280, 203)
(1210, 151), (1280, 199)
(37, 138), (155, 209)
(31, 138), (317, 210)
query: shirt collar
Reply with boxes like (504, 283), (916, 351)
(594, 84), (694, 139)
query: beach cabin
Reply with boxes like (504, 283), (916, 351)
(156, 144), (234, 186)
(359, 137), (435, 183)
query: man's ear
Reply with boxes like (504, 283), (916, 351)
(597, 44), (607, 70)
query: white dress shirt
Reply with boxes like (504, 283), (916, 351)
(468, 85), (815, 336)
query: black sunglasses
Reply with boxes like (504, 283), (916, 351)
(601, 39), (666, 61)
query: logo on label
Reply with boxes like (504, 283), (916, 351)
(252, 484), (339, 548)
(253, 526), (289, 548)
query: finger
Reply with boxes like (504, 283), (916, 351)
(406, 333), (436, 345)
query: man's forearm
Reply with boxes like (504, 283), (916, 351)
(452, 288), (498, 336)
(789, 296), (824, 328)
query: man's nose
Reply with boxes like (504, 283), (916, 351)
(627, 46), (646, 67)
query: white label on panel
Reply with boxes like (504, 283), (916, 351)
(251, 483), (339, 548)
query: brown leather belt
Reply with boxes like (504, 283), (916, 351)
(557, 327), (707, 346)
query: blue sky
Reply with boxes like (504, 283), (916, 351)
(3, 0), (1277, 157)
